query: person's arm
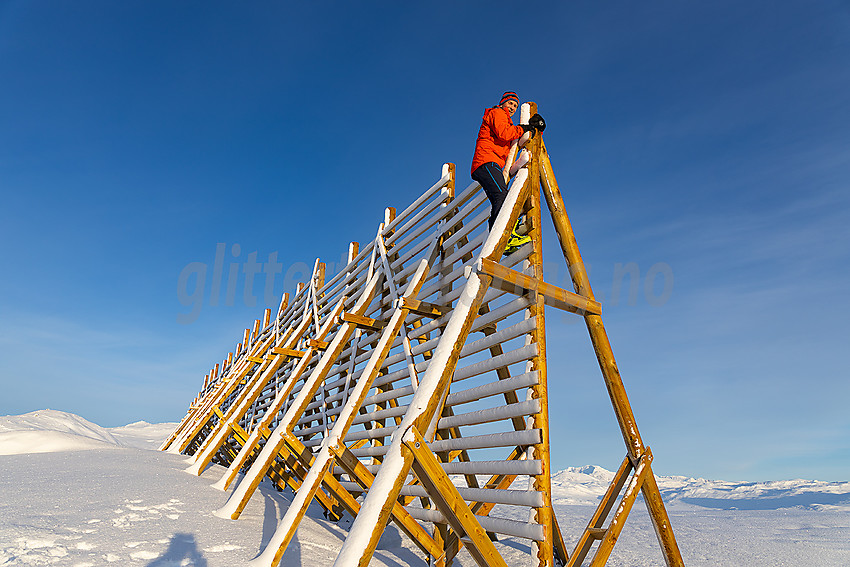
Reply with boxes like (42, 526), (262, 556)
(488, 109), (524, 143)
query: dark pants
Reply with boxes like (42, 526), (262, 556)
(472, 162), (508, 230)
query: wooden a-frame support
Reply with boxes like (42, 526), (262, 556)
(163, 103), (684, 567)
(332, 103), (684, 567)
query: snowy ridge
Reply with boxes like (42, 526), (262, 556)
(549, 465), (850, 511)
(109, 419), (180, 449)
(656, 474), (850, 511)
(0, 409), (177, 454)
(0, 409), (123, 455)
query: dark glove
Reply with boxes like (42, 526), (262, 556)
(529, 113), (546, 132)
(520, 123), (536, 137)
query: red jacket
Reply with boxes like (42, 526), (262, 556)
(470, 106), (524, 175)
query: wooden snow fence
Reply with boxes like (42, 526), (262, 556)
(162, 103), (685, 567)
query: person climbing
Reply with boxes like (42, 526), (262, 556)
(470, 91), (545, 254)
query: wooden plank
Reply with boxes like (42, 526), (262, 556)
(478, 258), (601, 316)
(230, 421), (250, 446)
(340, 311), (386, 332)
(269, 444), (342, 520)
(383, 166), (453, 241)
(280, 433), (350, 521)
(439, 453), (522, 566)
(398, 297), (443, 318)
(271, 347), (307, 358)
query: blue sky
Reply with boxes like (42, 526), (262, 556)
(1, 1), (848, 482)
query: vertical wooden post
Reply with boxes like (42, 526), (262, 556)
(523, 102), (554, 567)
(435, 163), (456, 567)
(275, 292), (289, 341)
(439, 163), (457, 308)
(372, 207), (397, 465)
(278, 292), (290, 316)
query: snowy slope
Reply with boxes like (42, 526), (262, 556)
(1, 409), (849, 566)
(0, 409), (178, 454)
(0, 409), (124, 455)
(109, 420), (179, 450)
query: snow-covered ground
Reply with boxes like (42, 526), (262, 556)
(1, 409), (848, 566)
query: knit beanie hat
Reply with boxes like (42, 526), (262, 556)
(500, 91), (519, 106)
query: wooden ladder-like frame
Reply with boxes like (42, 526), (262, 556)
(163, 102), (685, 567)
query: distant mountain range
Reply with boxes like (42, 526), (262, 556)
(550, 464), (850, 510)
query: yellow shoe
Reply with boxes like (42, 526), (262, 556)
(513, 215), (530, 237)
(504, 216), (532, 255)
(504, 233), (531, 256)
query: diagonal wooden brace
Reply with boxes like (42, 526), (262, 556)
(567, 455), (634, 567)
(591, 448), (654, 566)
(340, 311), (387, 332)
(271, 347), (307, 358)
(330, 442), (442, 558)
(403, 426), (509, 567)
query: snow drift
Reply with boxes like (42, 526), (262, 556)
(0, 409), (176, 455)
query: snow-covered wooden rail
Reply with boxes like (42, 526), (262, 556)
(162, 103), (685, 567)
